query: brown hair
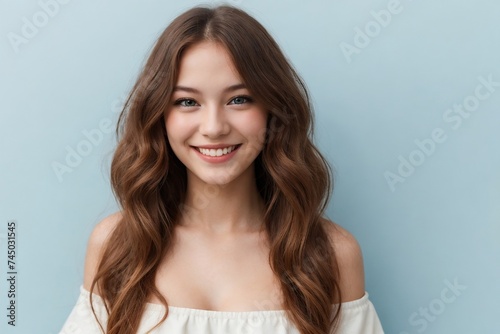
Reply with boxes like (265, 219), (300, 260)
(90, 5), (341, 334)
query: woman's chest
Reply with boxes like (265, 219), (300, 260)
(150, 228), (284, 312)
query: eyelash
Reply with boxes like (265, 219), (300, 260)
(230, 95), (254, 105)
(173, 95), (254, 107)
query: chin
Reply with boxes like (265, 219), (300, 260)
(187, 162), (252, 187)
(202, 175), (235, 186)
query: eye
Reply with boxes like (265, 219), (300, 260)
(229, 95), (253, 105)
(174, 98), (199, 107)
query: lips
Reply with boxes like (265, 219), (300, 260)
(194, 144), (242, 157)
(198, 146), (234, 156)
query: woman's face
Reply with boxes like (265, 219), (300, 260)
(165, 41), (268, 186)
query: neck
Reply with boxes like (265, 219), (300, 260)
(179, 166), (265, 235)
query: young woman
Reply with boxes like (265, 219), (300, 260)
(60, 5), (383, 334)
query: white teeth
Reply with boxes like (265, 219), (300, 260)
(198, 145), (237, 157)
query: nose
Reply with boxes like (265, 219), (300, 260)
(199, 104), (230, 138)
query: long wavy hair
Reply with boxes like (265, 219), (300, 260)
(90, 5), (341, 334)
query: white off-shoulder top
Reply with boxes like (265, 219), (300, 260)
(60, 285), (384, 333)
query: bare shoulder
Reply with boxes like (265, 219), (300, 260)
(83, 211), (123, 294)
(322, 218), (366, 302)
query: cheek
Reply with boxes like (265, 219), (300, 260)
(165, 113), (194, 143)
(239, 111), (268, 145)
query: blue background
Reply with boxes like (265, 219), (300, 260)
(1, 0), (498, 333)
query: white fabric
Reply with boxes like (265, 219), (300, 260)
(60, 285), (384, 333)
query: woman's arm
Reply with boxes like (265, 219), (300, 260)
(324, 220), (366, 302)
(83, 212), (122, 294)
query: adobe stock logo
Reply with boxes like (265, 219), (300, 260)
(50, 92), (127, 183)
(339, 0), (405, 64)
(384, 74), (499, 192)
(400, 278), (466, 334)
(51, 119), (114, 182)
(7, 0), (72, 53)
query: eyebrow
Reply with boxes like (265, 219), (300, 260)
(173, 83), (247, 94)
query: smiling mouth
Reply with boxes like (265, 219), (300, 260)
(193, 144), (242, 157)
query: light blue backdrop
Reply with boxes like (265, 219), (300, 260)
(1, 0), (498, 333)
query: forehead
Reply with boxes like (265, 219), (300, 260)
(176, 41), (242, 84)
